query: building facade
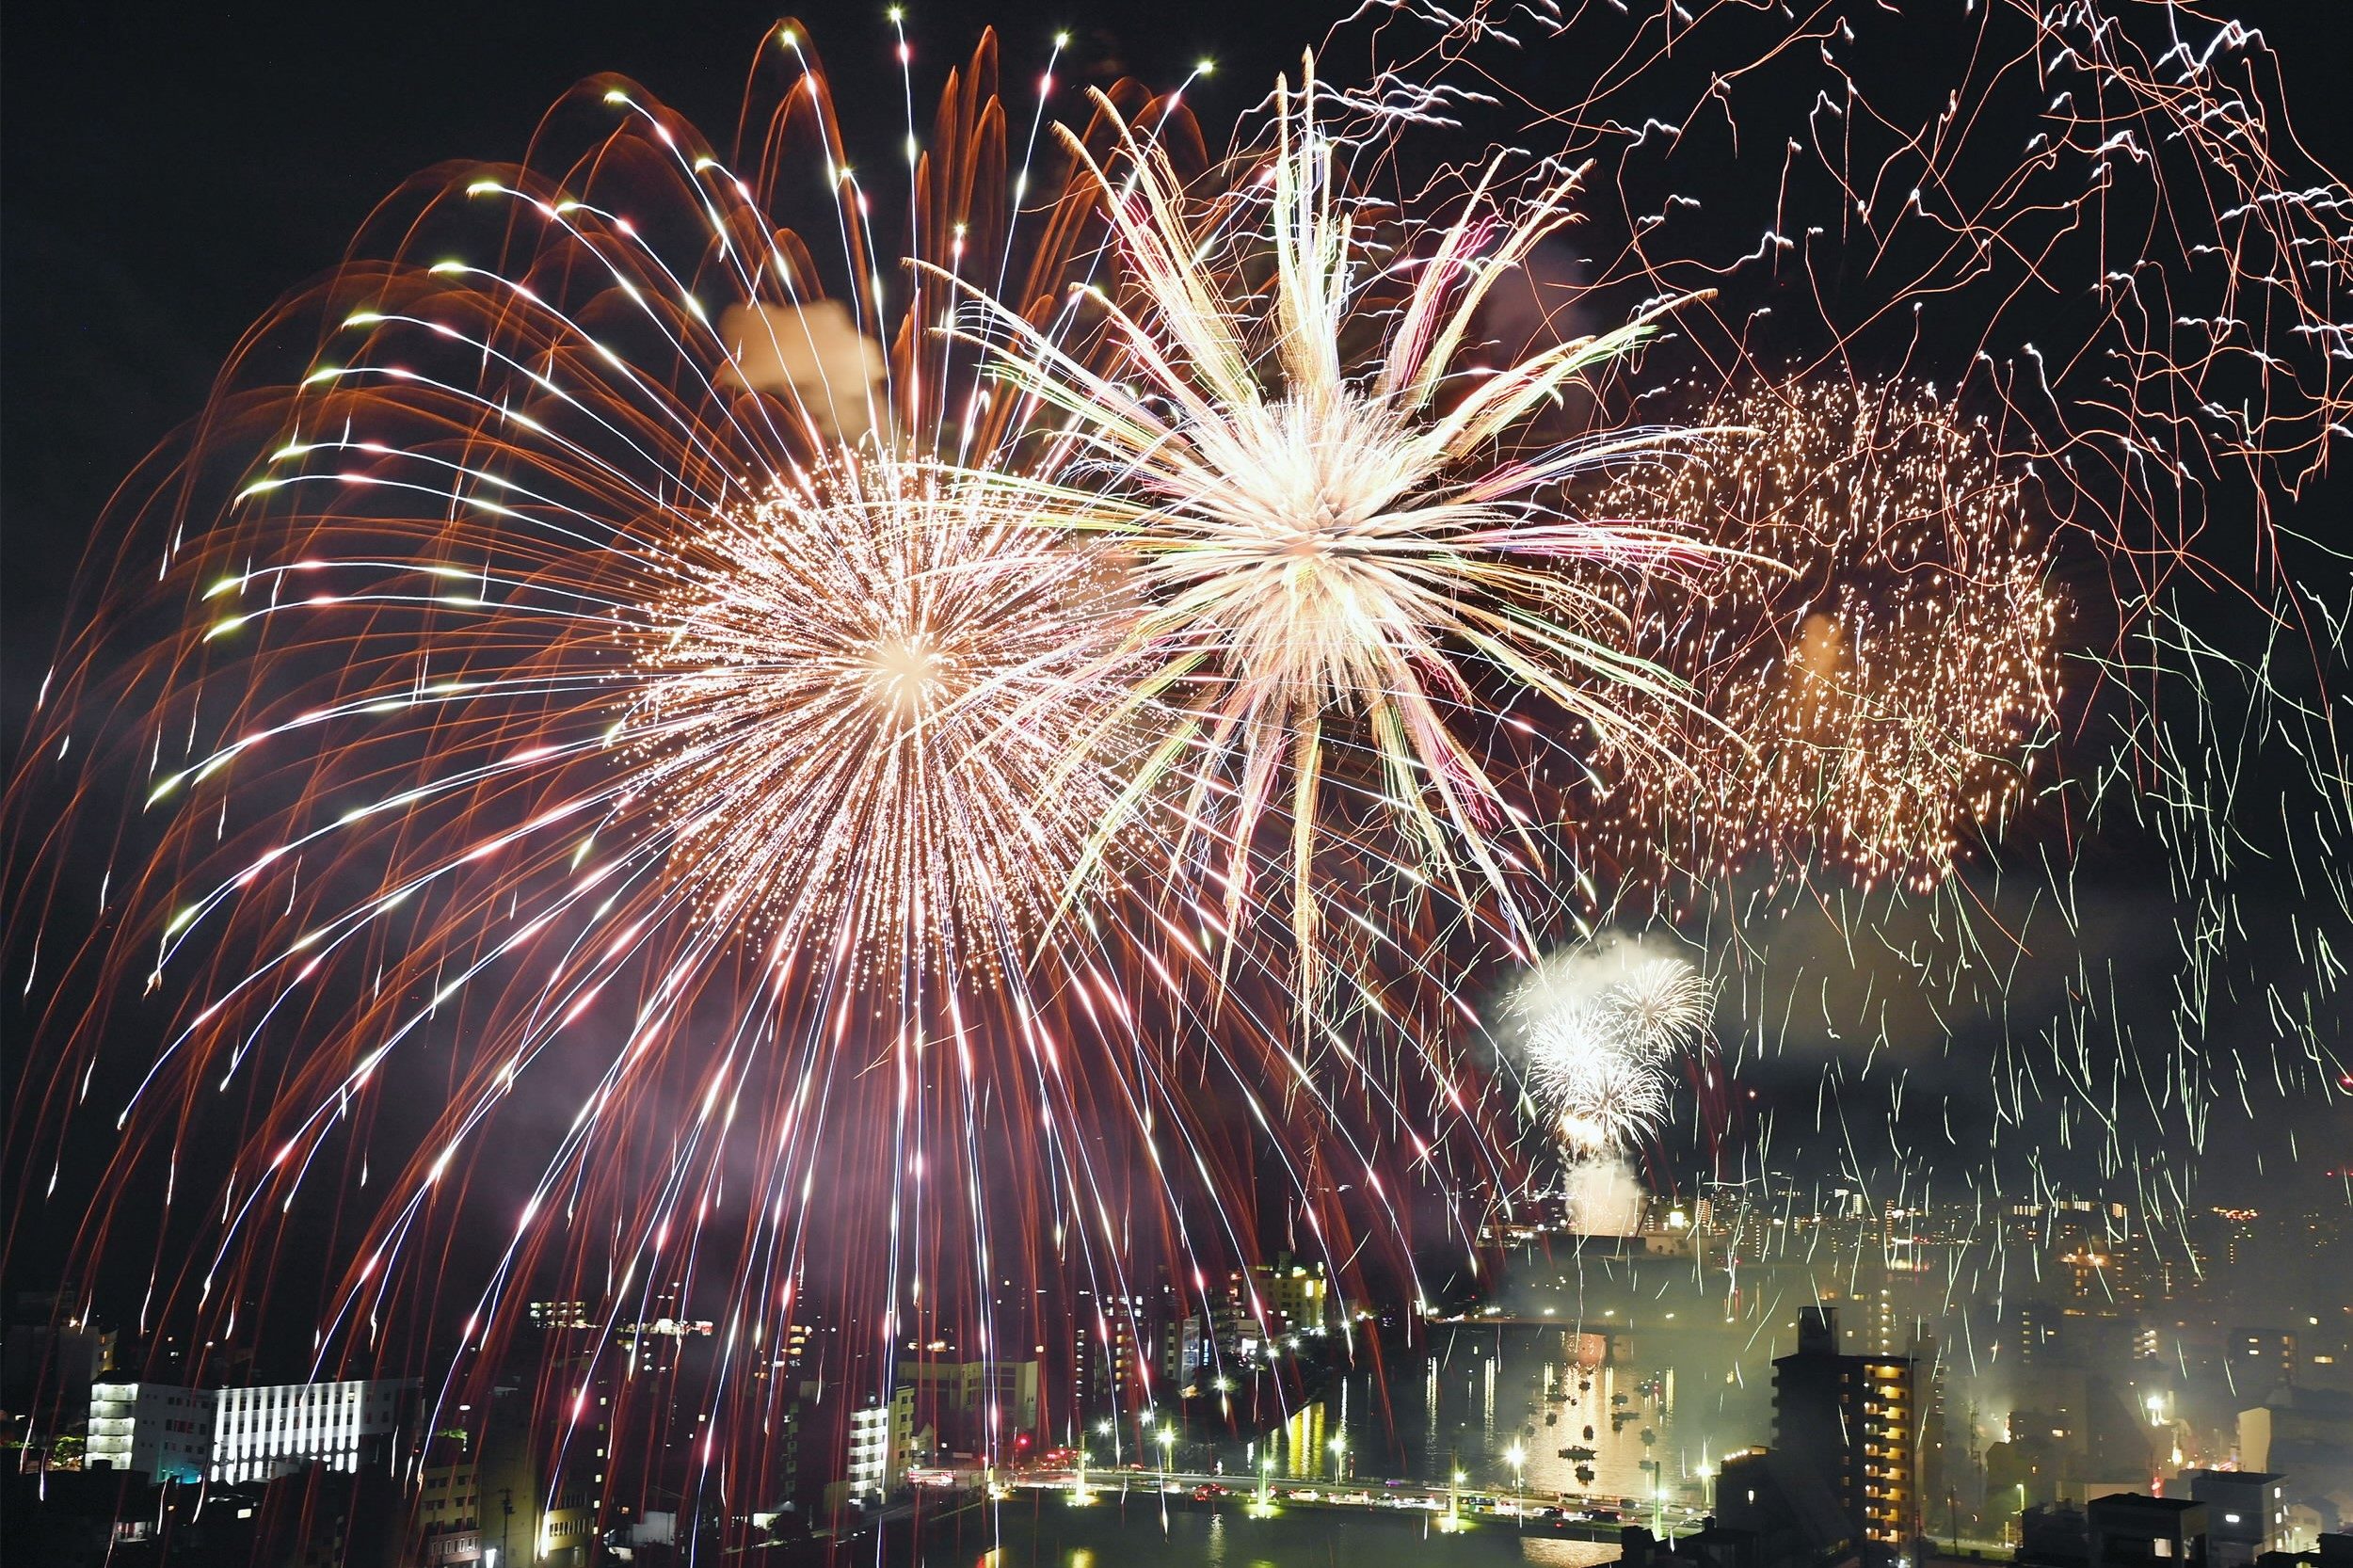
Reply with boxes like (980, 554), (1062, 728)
(841, 1388), (915, 1505)
(1771, 1306), (1918, 1561)
(87, 1382), (217, 1482)
(208, 1376), (415, 1483)
(87, 1376), (415, 1488)
(896, 1355), (1040, 1453)
(2185, 1470), (2288, 1567)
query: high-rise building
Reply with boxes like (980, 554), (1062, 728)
(1771, 1306), (1917, 1561)
(842, 1388), (914, 1504)
(2230, 1329), (2298, 1391)
(2016, 1300), (2073, 1367)
(410, 1384), (597, 1568)
(1914, 1327), (1954, 1538)
(526, 1300), (592, 1333)
(1161, 1315), (1207, 1386)
(1253, 1256), (1331, 1336)
(896, 1354), (1040, 1451)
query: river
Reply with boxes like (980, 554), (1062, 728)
(841, 1320), (1770, 1565)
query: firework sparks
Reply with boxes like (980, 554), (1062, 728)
(5, 28), (1503, 1482)
(958, 55), (1727, 980)
(8, 2), (2349, 1540)
(1506, 940), (1713, 1155)
(1577, 376), (2064, 898)
(630, 452), (1144, 975)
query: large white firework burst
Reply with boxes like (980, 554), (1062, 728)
(955, 55), (1725, 985)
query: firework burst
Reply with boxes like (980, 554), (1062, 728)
(5, 28), (1511, 1497)
(1506, 941), (1713, 1155)
(1576, 376), (2064, 899)
(956, 56), (1728, 984)
(630, 452), (1144, 976)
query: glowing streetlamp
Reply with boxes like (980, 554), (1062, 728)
(1255, 1452), (1277, 1515)
(1328, 1435), (1347, 1484)
(1508, 1443), (1527, 1522)
(1158, 1426), (1176, 1488)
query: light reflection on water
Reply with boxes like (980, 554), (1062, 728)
(923, 1495), (1624, 1566)
(1257, 1327), (1688, 1511)
(894, 1325), (1751, 1567)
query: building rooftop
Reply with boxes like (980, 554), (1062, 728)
(2087, 1493), (2204, 1514)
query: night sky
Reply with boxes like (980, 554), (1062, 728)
(1, 1), (1318, 690)
(6, 0), (2351, 1330)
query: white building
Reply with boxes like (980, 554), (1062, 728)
(88, 1382), (217, 1482)
(842, 1388), (914, 1503)
(87, 1376), (415, 1485)
(210, 1377), (415, 1482)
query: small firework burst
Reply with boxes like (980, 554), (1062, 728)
(1506, 942), (1713, 1154)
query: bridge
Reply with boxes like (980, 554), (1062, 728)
(904, 1464), (1711, 1541)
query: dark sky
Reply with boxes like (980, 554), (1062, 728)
(0, 0), (1326, 700)
(9, 0), (2347, 760)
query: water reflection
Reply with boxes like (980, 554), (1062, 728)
(924, 1493), (1624, 1566)
(1253, 1325), (1725, 1517)
(903, 1322), (1765, 1565)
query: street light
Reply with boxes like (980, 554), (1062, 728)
(1158, 1426), (1176, 1490)
(1508, 1443), (1527, 1523)
(1329, 1435), (1347, 1485)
